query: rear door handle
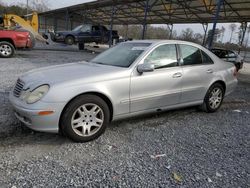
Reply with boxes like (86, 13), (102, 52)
(206, 69), (213, 74)
(172, 72), (182, 78)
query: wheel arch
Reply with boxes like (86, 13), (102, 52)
(59, 91), (114, 131)
(65, 34), (75, 40)
(210, 80), (226, 94)
(0, 38), (15, 48)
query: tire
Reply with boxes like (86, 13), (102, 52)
(60, 94), (110, 142)
(103, 36), (109, 43)
(65, 36), (75, 45)
(201, 83), (225, 113)
(78, 43), (85, 50)
(0, 41), (15, 58)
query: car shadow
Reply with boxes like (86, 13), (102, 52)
(0, 122), (69, 147)
(0, 106), (199, 146)
(109, 106), (199, 129)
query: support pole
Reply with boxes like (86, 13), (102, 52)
(65, 8), (69, 30)
(142, 0), (149, 40)
(167, 24), (173, 39)
(238, 22), (247, 53)
(45, 16), (47, 32)
(202, 23), (208, 46)
(109, 5), (115, 47)
(26, 0), (29, 17)
(53, 14), (57, 32)
(125, 24), (128, 40)
(208, 0), (223, 49)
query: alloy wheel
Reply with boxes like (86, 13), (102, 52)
(0, 44), (12, 57)
(71, 103), (104, 137)
(208, 87), (223, 109)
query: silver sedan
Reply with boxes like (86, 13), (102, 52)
(9, 40), (238, 142)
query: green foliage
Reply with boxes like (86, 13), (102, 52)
(114, 24), (175, 40)
(0, 1), (49, 15)
(0, 3), (28, 15)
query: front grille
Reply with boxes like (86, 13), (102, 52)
(13, 79), (25, 97)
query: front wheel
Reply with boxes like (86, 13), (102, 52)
(201, 83), (224, 113)
(0, 41), (15, 58)
(65, 36), (75, 45)
(60, 95), (110, 142)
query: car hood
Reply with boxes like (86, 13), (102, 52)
(20, 62), (127, 90)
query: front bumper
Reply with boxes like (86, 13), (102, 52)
(9, 93), (66, 133)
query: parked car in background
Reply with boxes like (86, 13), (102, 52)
(0, 30), (33, 58)
(50, 24), (119, 47)
(211, 48), (244, 71)
(9, 40), (237, 142)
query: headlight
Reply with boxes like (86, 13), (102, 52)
(55, 33), (60, 37)
(25, 85), (49, 104)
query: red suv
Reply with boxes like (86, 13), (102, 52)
(0, 30), (33, 58)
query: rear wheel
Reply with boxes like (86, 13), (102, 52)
(60, 95), (110, 142)
(65, 36), (75, 45)
(0, 41), (15, 58)
(201, 83), (224, 113)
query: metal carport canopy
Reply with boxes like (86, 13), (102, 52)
(39, 0), (250, 25)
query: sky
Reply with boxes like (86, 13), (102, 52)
(4, 0), (244, 44)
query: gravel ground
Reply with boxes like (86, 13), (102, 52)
(0, 48), (249, 187)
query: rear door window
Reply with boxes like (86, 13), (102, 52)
(179, 44), (202, 65)
(201, 50), (214, 64)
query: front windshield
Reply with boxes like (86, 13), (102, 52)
(72, 25), (82, 31)
(90, 42), (151, 67)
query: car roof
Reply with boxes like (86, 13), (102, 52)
(125, 39), (205, 46)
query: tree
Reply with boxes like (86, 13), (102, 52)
(179, 28), (194, 41)
(193, 33), (203, 44)
(229, 23), (237, 43)
(114, 25), (173, 40)
(146, 25), (170, 39)
(220, 26), (225, 42)
(205, 28), (220, 46)
(0, 0), (49, 15)
(244, 25), (250, 48)
(30, 0), (50, 12)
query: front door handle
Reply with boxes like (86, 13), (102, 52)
(206, 69), (213, 74)
(172, 72), (182, 78)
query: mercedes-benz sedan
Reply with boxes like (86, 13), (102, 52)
(9, 40), (238, 142)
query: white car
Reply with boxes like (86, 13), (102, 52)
(9, 40), (238, 142)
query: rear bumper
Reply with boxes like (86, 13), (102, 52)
(225, 78), (238, 96)
(26, 37), (32, 48)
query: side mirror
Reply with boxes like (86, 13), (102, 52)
(137, 63), (155, 73)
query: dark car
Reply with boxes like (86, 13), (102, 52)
(211, 48), (244, 71)
(50, 24), (119, 46)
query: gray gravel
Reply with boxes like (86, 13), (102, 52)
(0, 48), (249, 187)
